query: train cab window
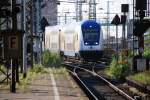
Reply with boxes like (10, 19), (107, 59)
(83, 32), (100, 45)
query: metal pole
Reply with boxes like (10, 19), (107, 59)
(15, 59), (19, 83)
(21, 0), (27, 78)
(76, 0), (83, 21)
(133, 0), (135, 56)
(30, 0), (34, 68)
(79, 2), (82, 21)
(11, 0), (18, 92)
(11, 59), (16, 92)
(38, 0), (42, 64)
(116, 25), (119, 61)
(89, 0), (96, 21)
(65, 13), (67, 24)
(76, 0), (78, 21)
(12, 0), (17, 30)
(138, 10), (144, 57)
(0, 18), (1, 30)
(107, 1), (110, 49)
(106, 1), (113, 49)
(122, 13), (126, 49)
(23, 34), (27, 78)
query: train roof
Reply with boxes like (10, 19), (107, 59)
(61, 20), (101, 32)
(81, 20), (101, 29)
(45, 20), (101, 33)
(45, 25), (62, 30)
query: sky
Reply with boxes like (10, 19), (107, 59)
(57, 0), (133, 38)
(57, 0), (133, 22)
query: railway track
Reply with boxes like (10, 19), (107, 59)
(63, 61), (135, 100)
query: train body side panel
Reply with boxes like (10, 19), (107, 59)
(63, 30), (75, 57)
(50, 30), (59, 52)
(74, 26), (81, 56)
(45, 20), (104, 61)
(45, 28), (51, 50)
(60, 30), (64, 54)
(45, 26), (61, 52)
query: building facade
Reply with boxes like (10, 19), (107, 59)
(41, 0), (58, 26)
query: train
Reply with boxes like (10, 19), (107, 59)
(45, 20), (104, 61)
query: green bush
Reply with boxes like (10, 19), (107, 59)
(108, 57), (131, 79)
(42, 50), (61, 67)
(144, 47), (150, 58)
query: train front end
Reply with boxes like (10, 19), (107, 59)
(79, 20), (103, 61)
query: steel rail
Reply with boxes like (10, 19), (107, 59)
(64, 62), (135, 100)
(75, 66), (135, 100)
(67, 67), (99, 100)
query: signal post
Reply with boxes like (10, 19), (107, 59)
(133, 0), (150, 71)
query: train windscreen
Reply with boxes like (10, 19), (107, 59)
(83, 32), (99, 44)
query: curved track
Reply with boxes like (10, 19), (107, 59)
(63, 61), (135, 100)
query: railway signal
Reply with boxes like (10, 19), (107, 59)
(121, 4), (129, 49)
(111, 14), (121, 61)
(133, 20), (150, 37)
(132, 0), (150, 71)
(111, 14), (120, 26)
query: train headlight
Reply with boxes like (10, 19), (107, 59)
(85, 42), (88, 45)
(95, 42), (98, 45)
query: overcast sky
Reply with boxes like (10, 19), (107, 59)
(58, 0), (132, 21)
(57, 0), (133, 38)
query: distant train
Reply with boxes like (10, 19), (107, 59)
(45, 20), (104, 61)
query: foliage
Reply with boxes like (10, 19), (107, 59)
(107, 55), (131, 79)
(18, 64), (48, 90)
(30, 64), (48, 73)
(42, 50), (61, 67)
(144, 39), (150, 44)
(128, 50), (134, 58)
(144, 33), (150, 58)
(18, 74), (31, 90)
(0, 65), (7, 72)
(131, 71), (150, 85)
(144, 47), (150, 58)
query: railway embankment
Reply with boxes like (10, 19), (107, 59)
(98, 56), (150, 100)
(126, 72), (150, 94)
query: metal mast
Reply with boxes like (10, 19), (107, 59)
(21, 0), (27, 77)
(76, 0), (83, 21)
(106, 1), (110, 48)
(25, 0), (35, 68)
(89, 0), (96, 21)
(35, 0), (42, 64)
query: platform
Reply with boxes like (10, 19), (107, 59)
(0, 69), (88, 100)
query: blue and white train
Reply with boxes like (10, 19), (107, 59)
(45, 20), (104, 61)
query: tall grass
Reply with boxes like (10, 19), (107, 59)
(131, 71), (150, 85)
(106, 55), (131, 79)
(144, 47), (150, 58)
(42, 50), (61, 67)
(30, 64), (48, 73)
(18, 64), (48, 90)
